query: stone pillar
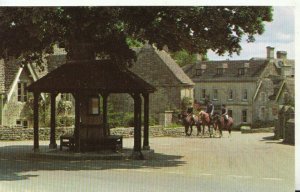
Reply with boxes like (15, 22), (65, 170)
(143, 93), (150, 150)
(49, 93), (58, 149)
(33, 92), (39, 152)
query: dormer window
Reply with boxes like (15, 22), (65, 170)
(217, 68), (224, 75)
(196, 69), (205, 76)
(238, 68), (245, 75)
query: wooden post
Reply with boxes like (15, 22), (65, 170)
(74, 93), (81, 152)
(102, 93), (109, 136)
(132, 93), (143, 160)
(49, 93), (57, 149)
(33, 92), (39, 152)
(143, 93), (150, 150)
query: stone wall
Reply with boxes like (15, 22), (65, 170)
(274, 105), (294, 145)
(0, 126), (188, 141)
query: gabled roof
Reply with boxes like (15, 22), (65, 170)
(184, 60), (269, 82)
(153, 47), (194, 86)
(27, 60), (156, 93)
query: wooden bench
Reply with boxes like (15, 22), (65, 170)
(60, 133), (123, 151)
(60, 133), (75, 151)
(101, 135), (123, 151)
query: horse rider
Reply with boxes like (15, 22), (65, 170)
(205, 99), (214, 121)
(221, 104), (229, 124)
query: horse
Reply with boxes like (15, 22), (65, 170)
(178, 111), (202, 136)
(198, 111), (214, 137)
(213, 113), (233, 137)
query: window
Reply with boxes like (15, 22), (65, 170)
(217, 68), (224, 75)
(16, 120), (28, 128)
(213, 89), (218, 100)
(88, 96), (100, 115)
(61, 93), (72, 101)
(17, 82), (28, 102)
(201, 89), (206, 99)
(16, 120), (22, 126)
(196, 69), (204, 76)
(228, 110), (233, 117)
(228, 89), (233, 100)
(242, 110), (247, 123)
(242, 89), (248, 100)
(238, 68), (245, 75)
(23, 120), (28, 128)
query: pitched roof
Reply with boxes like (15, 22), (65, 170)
(184, 59), (269, 82)
(153, 47), (194, 86)
(27, 60), (156, 93)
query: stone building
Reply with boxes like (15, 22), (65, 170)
(0, 47), (71, 128)
(183, 46), (294, 127)
(109, 44), (195, 121)
(0, 58), (39, 127)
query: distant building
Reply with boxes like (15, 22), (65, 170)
(183, 46), (294, 127)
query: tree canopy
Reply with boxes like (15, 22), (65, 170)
(0, 7), (273, 67)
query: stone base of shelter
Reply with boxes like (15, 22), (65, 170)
(28, 148), (155, 161)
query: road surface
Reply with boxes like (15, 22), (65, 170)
(0, 132), (295, 192)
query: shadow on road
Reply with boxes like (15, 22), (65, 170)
(0, 144), (185, 181)
(260, 136), (294, 146)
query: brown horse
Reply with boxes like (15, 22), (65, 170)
(198, 111), (213, 137)
(179, 111), (202, 136)
(213, 114), (233, 137)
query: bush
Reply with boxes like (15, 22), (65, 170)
(56, 116), (75, 127)
(251, 120), (275, 129)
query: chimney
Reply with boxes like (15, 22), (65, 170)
(276, 51), (287, 59)
(266, 46), (275, 59)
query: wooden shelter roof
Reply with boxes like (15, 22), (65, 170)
(27, 60), (156, 93)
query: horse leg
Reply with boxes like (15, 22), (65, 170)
(190, 125), (193, 136)
(185, 125), (189, 136)
(208, 125), (212, 138)
(219, 125), (223, 138)
(228, 124), (232, 137)
(196, 125), (200, 136)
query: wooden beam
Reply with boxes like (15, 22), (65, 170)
(102, 93), (109, 136)
(142, 93), (150, 150)
(132, 93), (143, 160)
(74, 93), (81, 152)
(33, 92), (39, 152)
(49, 93), (58, 149)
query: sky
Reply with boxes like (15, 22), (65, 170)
(207, 6), (295, 61)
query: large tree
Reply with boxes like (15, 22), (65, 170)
(0, 7), (273, 67)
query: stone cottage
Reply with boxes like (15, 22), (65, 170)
(183, 46), (294, 127)
(0, 47), (72, 128)
(109, 44), (195, 122)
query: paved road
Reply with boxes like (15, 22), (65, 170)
(0, 132), (295, 192)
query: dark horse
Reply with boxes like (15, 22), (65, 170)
(179, 111), (202, 136)
(198, 111), (214, 137)
(213, 114), (233, 137)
